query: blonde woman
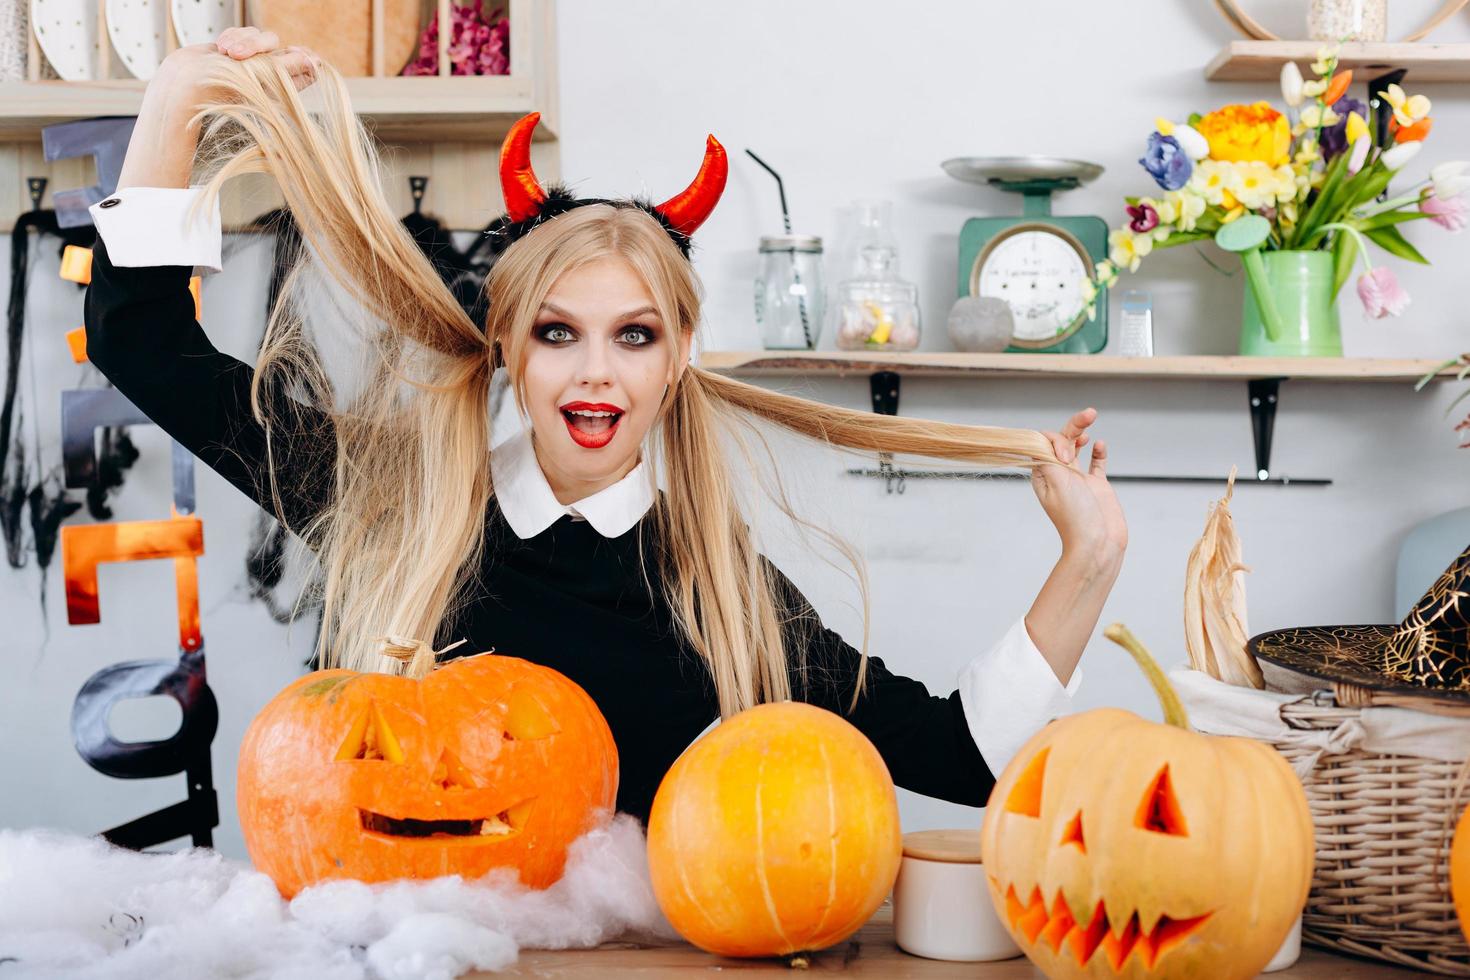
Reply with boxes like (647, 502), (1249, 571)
(83, 28), (1127, 823)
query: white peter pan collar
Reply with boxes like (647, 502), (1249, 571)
(490, 429), (656, 540)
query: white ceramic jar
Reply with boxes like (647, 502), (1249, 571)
(892, 829), (1021, 962)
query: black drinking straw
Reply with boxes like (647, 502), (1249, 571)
(745, 149), (813, 349)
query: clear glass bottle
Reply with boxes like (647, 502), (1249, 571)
(755, 235), (824, 350)
(834, 203), (921, 351)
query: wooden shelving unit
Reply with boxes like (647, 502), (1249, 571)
(698, 350), (1459, 383)
(1205, 40), (1470, 82)
(0, 0), (558, 230)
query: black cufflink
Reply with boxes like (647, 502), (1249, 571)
(99, 198), (120, 208)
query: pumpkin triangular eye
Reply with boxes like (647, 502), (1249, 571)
(335, 700), (405, 764)
(504, 687), (560, 741)
(1004, 746), (1049, 817)
(1136, 764), (1188, 836)
(1060, 809), (1086, 852)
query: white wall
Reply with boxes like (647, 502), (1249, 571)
(3, 0), (1470, 856)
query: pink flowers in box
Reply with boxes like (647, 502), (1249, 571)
(401, 1), (509, 76)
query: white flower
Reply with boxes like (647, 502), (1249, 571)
(1280, 61), (1304, 107)
(1171, 123), (1210, 161)
(1381, 141), (1422, 171)
(1347, 134), (1372, 175)
(1430, 161), (1470, 200)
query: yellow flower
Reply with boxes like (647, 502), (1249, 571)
(1302, 79), (1327, 98)
(1311, 45), (1339, 76)
(1196, 102), (1292, 165)
(1221, 205), (1247, 223)
(1298, 104), (1339, 128)
(1344, 111), (1368, 146)
(1293, 138), (1321, 165)
(1189, 159), (1242, 207)
(1170, 189), (1207, 231)
(1154, 117), (1175, 136)
(1280, 200), (1299, 226)
(1108, 228), (1153, 273)
(1380, 83), (1431, 127)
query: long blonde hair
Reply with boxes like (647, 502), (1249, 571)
(187, 55), (1057, 716)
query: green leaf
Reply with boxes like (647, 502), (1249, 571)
(1294, 151), (1353, 246)
(1364, 224), (1429, 264)
(1354, 210), (1429, 231)
(1156, 231), (1210, 249)
(1415, 356), (1461, 391)
(1332, 230), (1358, 297)
(1187, 112), (1203, 126)
(1442, 385), (1470, 419)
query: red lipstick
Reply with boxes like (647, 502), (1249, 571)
(559, 401), (625, 449)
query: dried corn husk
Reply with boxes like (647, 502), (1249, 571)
(1183, 466), (1263, 688)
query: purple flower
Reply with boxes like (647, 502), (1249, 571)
(1127, 202), (1160, 233)
(1320, 96), (1367, 160)
(1356, 266), (1410, 318)
(1139, 133), (1192, 191)
(1421, 192), (1468, 232)
(402, 1), (509, 76)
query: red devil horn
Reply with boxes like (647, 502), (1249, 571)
(655, 135), (728, 238)
(500, 112), (548, 223)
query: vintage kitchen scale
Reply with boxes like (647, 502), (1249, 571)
(944, 156), (1109, 353)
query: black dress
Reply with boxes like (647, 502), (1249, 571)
(82, 238), (994, 823)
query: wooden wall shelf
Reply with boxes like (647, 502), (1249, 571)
(697, 351), (1458, 383)
(1205, 41), (1470, 82)
(0, 75), (557, 144)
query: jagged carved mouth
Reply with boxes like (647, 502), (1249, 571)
(358, 800), (533, 840)
(1001, 882), (1212, 970)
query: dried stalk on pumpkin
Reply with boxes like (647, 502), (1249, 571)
(1183, 466), (1263, 688)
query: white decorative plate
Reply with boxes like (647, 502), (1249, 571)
(105, 0), (168, 79)
(30, 0), (99, 80)
(170, 0), (239, 47)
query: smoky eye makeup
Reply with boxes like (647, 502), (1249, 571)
(532, 322), (660, 347)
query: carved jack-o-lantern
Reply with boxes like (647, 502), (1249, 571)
(238, 652), (618, 898)
(981, 626), (1313, 979)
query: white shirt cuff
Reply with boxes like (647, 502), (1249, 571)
(88, 186), (223, 275)
(958, 616), (1080, 778)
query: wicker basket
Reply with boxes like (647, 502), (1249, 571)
(1267, 691), (1470, 975)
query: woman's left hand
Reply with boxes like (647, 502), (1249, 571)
(1030, 407), (1127, 564)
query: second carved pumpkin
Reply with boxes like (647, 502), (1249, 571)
(980, 625), (1314, 979)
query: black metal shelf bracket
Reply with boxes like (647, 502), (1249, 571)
(870, 371), (904, 494)
(1248, 377), (1281, 481)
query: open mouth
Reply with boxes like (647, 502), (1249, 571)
(1000, 881), (1212, 970)
(359, 801), (532, 840)
(560, 405), (624, 449)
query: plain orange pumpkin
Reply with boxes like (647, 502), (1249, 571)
(1453, 802), (1469, 946)
(237, 651), (618, 898)
(645, 701), (903, 958)
(980, 625), (1314, 980)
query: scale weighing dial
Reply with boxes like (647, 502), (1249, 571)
(945, 156), (1109, 354)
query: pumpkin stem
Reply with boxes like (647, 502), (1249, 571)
(785, 953), (812, 970)
(1103, 623), (1190, 730)
(379, 636), (467, 680)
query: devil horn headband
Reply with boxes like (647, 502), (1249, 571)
(494, 112), (728, 254)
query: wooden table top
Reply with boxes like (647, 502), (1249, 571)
(481, 904), (1426, 978)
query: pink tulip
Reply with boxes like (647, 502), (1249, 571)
(1421, 192), (1469, 232)
(1356, 266), (1411, 318)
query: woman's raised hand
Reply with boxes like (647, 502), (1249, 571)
(156, 26), (321, 96)
(1030, 407), (1128, 565)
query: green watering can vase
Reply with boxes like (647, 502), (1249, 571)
(1215, 216), (1343, 357)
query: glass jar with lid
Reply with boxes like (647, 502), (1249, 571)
(834, 225), (921, 351)
(755, 235), (824, 350)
